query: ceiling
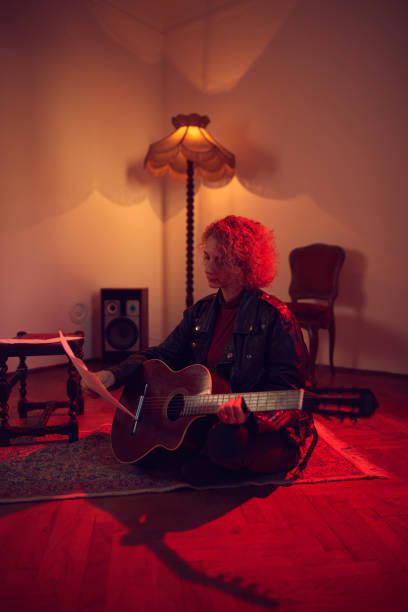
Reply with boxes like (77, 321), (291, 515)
(90, 0), (246, 32)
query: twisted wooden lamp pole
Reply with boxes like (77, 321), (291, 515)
(144, 114), (235, 308)
(186, 160), (195, 307)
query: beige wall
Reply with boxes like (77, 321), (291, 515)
(163, 0), (408, 375)
(0, 0), (164, 369)
(1, 0), (407, 375)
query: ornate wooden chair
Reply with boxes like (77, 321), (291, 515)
(286, 243), (345, 383)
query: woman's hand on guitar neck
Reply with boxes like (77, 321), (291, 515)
(81, 370), (116, 398)
(217, 395), (248, 425)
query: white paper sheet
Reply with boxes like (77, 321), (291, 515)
(58, 330), (135, 419)
(0, 336), (82, 344)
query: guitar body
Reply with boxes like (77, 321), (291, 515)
(111, 360), (212, 464)
(110, 359), (378, 465)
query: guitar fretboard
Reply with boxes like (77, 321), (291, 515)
(182, 389), (304, 417)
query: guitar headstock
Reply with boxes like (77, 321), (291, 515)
(305, 387), (378, 422)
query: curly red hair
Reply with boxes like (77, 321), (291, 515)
(201, 215), (278, 289)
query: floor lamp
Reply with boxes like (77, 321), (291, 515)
(144, 113), (235, 307)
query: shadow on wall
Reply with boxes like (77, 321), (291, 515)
(4, 0), (407, 260)
(147, 0), (408, 298)
(337, 249), (367, 314)
(1, 0), (159, 235)
(334, 312), (408, 374)
(191, 0), (407, 256)
(332, 248), (366, 370)
(328, 248), (406, 371)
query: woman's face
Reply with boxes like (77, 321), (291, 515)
(203, 237), (244, 296)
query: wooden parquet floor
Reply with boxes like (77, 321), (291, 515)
(1, 363), (407, 612)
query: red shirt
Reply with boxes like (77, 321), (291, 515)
(206, 293), (241, 393)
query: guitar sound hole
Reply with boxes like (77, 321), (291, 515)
(167, 394), (184, 421)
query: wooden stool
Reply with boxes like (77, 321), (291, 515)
(0, 331), (84, 446)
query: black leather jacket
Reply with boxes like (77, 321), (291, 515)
(109, 289), (313, 446)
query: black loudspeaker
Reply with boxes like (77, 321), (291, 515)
(101, 288), (148, 364)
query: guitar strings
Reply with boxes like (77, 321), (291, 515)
(124, 391), (302, 404)
(120, 391), (362, 417)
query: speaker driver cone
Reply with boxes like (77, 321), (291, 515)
(106, 317), (139, 350)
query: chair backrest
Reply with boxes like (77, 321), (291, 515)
(288, 243), (345, 307)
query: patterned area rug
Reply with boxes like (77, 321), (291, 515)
(0, 420), (388, 504)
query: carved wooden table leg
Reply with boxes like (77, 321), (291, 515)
(17, 355), (28, 417)
(72, 341), (84, 415)
(65, 360), (79, 442)
(0, 357), (11, 446)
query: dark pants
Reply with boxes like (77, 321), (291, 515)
(182, 416), (300, 475)
(206, 423), (300, 473)
(138, 417), (300, 483)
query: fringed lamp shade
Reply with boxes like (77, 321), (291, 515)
(144, 114), (235, 183)
(144, 114), (235, 307)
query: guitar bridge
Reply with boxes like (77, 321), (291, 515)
(131, 384), (148, 435)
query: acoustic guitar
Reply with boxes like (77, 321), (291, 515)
(111, 359), (377, 464)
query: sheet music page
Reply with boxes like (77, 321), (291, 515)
(58, 330), (135, 419)
(0, 336), (82, 344)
